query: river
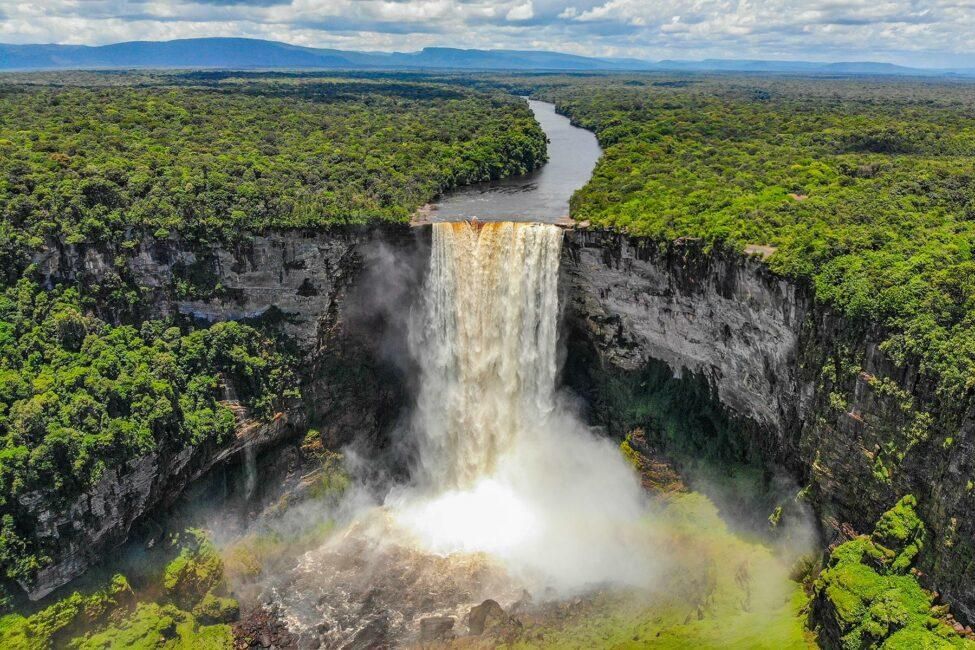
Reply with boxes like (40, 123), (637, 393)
(425, 99), (602, 223)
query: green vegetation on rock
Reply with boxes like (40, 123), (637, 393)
(0, 530), (235, 649)
(813, 495), (974, 649)
(0, 280), (296, 596)
(73, 602), (232, 650)
(163, 530), (225, 609)
(0, 574), (133, 649)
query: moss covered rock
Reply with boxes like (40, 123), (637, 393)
(813, 496), (973, 649)
(192, 593), (239, 625)
(163, 530), (223, 610)
(70, 602), (232, 649)
(0, 574), (134, 649)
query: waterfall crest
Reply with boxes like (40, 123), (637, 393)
(410, 221), (563, 489)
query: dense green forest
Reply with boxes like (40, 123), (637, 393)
(0, 279), (297, 597)
(0, 73), (546, 607)
(523, 75), (975, 398)
(5, 69), (975, 645)
(0, 75), (546, 278)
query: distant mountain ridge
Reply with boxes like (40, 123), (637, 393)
(0, 37), (969, 76)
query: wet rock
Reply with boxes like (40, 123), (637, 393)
(467, 599), (510, 636)
(233, 606), (299, 649)
(419, 616), (455, 642)
(509, 590), (533, 616)
(342, 615), (390, 650)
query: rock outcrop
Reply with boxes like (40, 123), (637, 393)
(35, 227), (399, 351)
(561, 228), (975, 625)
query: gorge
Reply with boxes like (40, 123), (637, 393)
(4, 79), (975, 648)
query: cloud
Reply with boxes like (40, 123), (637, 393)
(0, 0), (971, 67)
(506, 1), (535, 21)
(193, 0), (292, 5)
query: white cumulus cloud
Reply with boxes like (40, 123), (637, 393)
(0, 0), (971, 67)
(506, 1), (535, 21)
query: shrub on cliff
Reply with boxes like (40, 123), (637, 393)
(813, 495), (972, 649)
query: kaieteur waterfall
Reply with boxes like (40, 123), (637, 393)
(391, 220), (654, 591)
(264, 220), (810, 646)
(410, 221), (563, 489)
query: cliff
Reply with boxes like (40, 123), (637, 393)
(22, 222), (975, 625)
(19, 408), (297, 601)
(21, 225), (420, 600)
(561, 228), (975, 625)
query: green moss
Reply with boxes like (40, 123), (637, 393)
(191, 594), (239, 625)
(813, 496), (973, 649)
(0, 530), (238, 648)
(70, 603), (232, 649)
(163, 530), (223, 609)
(619, 434), (642, 470)
(871, 495), (926, 574)
(304, 452), (350, 503)
(0, 574), (133, 649)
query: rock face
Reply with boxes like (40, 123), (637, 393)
(467, 599), (512, 636)
(561, 231), (806, 435)
(561, 229), (975, 625)
(25, 225), (424, 601)
(35, 227), (398, 351)
(21, 410), (298, 600)
(419, 616), (455, 642)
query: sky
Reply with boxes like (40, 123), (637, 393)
(1, 0), (973, 68)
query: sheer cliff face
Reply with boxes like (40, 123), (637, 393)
(561, 229), (975, 625)
(24, 226), (419, 600)
(560, 232), (806, 437)
(35, 229), (376, 350)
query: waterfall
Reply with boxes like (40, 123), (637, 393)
(409, 221), (563, 489)
(392, 219), (652, 590)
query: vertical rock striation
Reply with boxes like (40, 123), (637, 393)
(561, 228), (975, 624)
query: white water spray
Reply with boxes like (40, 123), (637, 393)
(390, 222), (655, 592)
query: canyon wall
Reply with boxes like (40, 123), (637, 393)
(24, 226), (421, 599)
(561, 228), (975, 624)
(24, 222), (975, 622)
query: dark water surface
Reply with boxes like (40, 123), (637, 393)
(427, 99), (602, 223)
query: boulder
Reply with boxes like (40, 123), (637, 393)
(467, 599), (509, 636)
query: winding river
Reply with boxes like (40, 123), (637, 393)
(426, 99), (602, 223)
